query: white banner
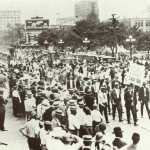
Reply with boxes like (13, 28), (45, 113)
(128, 63), (145, 87)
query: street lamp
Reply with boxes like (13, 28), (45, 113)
(83, 38), (90, 54)
(58, 39), (64, 51)
(126, 35), (136, 59)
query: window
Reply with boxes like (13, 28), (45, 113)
(138, 22), (140, 26)
(141, 22), (143, 26)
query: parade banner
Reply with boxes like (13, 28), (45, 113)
(128, 63), (145, 87)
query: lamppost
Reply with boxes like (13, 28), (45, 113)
(58, 39), (64, 51)
(83, 38), (90, 54)
(109, 14), (119, 57)
(44, 40), (49, 50)
(126, 35), (136, 59)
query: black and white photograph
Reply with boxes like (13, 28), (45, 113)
(0, 0), (150, 149)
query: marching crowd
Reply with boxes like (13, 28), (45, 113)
(0, 48), (150, 150)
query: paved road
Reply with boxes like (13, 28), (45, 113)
(0, 99), (150, 150)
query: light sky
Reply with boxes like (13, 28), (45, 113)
(0, 0), (150, 24)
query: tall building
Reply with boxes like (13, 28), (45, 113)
(0, 9), (21, 30)
(74, 0), (99, 19)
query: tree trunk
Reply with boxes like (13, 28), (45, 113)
(111, 47), (115, 57)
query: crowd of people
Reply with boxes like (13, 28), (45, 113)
(0, 47), (149, 150)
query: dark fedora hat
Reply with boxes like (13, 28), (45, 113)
(112, 127), (124, 134)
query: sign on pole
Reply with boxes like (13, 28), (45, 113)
(128, 63), (145, 87)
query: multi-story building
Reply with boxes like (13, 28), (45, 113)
(25, 16), (49, 44)
(119, 17), (150, 32)
(0, 9), (21, 30)
(56, 16), (84, 26)
(74, 0), (99, 19)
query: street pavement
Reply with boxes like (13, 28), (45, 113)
(0, 98), (150, 150)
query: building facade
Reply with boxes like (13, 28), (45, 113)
(74, 0), (99, 19)
(56, 16), (83, 26)
(0, 9), (21, 30)
(25, 16), (49, 45)
(119, 17), (150, 32)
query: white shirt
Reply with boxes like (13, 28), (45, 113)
(68, 114), (80, 130)
(40, 128), (48, 145)
(76, 108), (86, 126)
(24, 98), (36, 112)
(70, 80), (73, 88)
(126, 144), (139, 150)
(12, 90), (20, 98)
(19, 119), (39, 138)
(83, 115), (93, 126)
(115, 88), (120, 98)
(98, 92), (108, 104)
(91, 110), (104, 122)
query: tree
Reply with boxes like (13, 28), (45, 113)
(38, 29), (59, 46)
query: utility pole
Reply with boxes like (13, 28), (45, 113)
(111, 14), (118, 54)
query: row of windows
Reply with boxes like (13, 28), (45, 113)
(135, 22), (143, 27)
(1, 14), (20, 16)
(0, 17), (20, 19)
(135, 21), (150, 27)
(0, 11), (20, 13)
(146, 22), (150, 26)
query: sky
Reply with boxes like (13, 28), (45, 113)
(0, 0), (150, 24)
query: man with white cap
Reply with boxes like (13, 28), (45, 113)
(39, 121), (53, 150)
(61, 133), (83, 150)
(68, 106), (80, 136)
(51, 110), (64, 128)
(37, 99), (50, 120)
(24, 91), (36, 121)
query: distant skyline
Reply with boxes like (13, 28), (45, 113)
(0, 0), (150, 24)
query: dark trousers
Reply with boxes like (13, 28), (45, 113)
(85, 126), (93, 136)
(107, 93), (111, 114)
(79, 125), (86, 138)
(27, 137), (36, 150)
(126, 105), (136, 123)
(99, 103), (108, 122)
(112, 102), (122, 121)
(92, 121), (100, 136)
(141, 100), (150, 118)
(0, 113), (5, 130)
(12, 97), (20, 116)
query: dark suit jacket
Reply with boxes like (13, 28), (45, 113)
(76, 80), (81, 89)
(67, 80), (75, 89)
(113, 137), (127, 149)
(79, 85), (85, 92)
(124, 90), (137, 107)
(110, 89), (121, 104)
(139, 87), (149, 101)
(43, 107), (53, 121)
(84, 94), (95, 110)
(0, 96), (6, 114)
(85, 85), (95, 95)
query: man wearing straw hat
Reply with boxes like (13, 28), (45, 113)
(68, 106), (80, 136)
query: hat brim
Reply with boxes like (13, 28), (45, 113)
(112, 131), (124, 134)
